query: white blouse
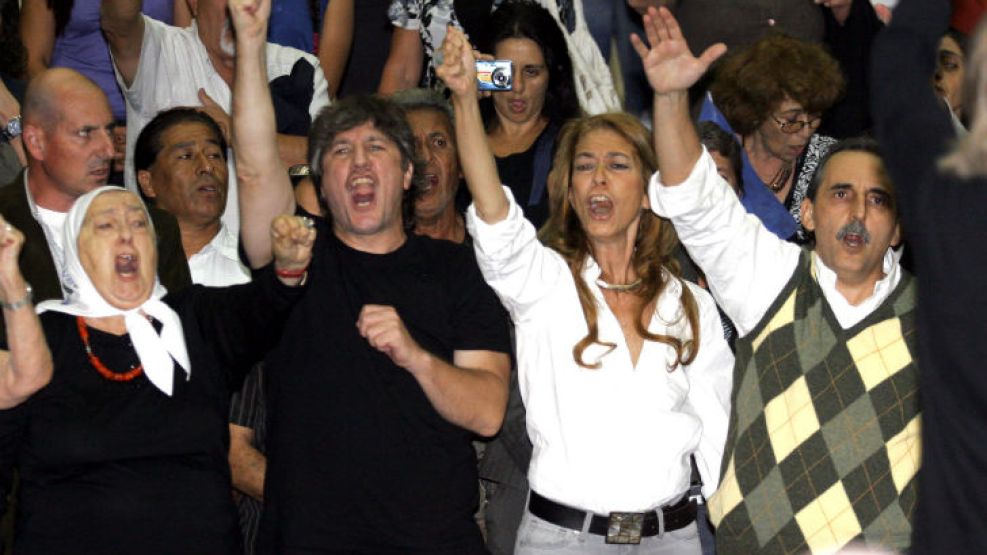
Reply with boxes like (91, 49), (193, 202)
(467, 188), (734, 514)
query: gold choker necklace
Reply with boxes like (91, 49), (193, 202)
(595, 277), (642, 292)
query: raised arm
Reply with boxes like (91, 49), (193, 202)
(631, 7), (724, 185)
(19, 0), (55, 79)
(635, 8), (799, 335)
(173, 0), (193, 28)
(230, 0), (296, 268)
(0, 218), (52, 408)
(436, 26), (509, 223)
(318, 0), (354, 98)
(377, 27), (425, 95)
(871, 0), (953, 225)
(100, 0), (146, 87)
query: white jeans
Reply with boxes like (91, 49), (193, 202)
(514, 508), (703, 555)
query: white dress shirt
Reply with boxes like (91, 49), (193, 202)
(648, 148), (902, 335)
(115, 16), (330, 236)
(467, 188), (734, 514)
(187, 224), (250, 287)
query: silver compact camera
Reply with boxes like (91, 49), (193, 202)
(476, 60), (513, 91)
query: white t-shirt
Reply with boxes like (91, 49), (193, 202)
(115, 16), (330, 236)
(36, 205), (67, 282)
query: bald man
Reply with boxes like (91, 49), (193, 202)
(0, 68), (190, 329)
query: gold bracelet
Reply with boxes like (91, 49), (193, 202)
(1, 284), (33, 311)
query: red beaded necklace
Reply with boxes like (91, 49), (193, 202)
(76, 316), (144, 382)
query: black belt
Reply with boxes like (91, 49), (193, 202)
(528, 490), (697, 544)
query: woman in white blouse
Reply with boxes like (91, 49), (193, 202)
(437, 26), (733, 555)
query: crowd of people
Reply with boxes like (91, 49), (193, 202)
(0, 0), (982, 553)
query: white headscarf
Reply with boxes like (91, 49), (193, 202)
(35, 186), (191, 396)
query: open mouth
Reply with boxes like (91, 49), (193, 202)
(348, 176), (377, 208)
(588, 194), (613, 219)
(115, 253), (139, 277)
(836, 220), (870, 249)
(841, 233), (867, 249)
(197, 181), (221, 196)
(421, 173), (439, 194)
(509, 99), (527, 114)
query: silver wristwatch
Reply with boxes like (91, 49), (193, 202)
(1, 116), (22, 143)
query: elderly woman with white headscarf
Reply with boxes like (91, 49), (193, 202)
(0, 186), (315, 554)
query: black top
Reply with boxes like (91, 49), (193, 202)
(872, 1), (987, 552)
(336, 0), (393, 98)
(494, 122), (558, 230)
(0, 269), (301, 554)
(259, 221), (511, 554)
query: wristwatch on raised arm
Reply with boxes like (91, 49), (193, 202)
(0, 116), (22, 143)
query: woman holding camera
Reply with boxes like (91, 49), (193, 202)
(477, 0), (581, 230)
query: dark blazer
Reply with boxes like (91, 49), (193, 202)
(0, 171), (192, 326)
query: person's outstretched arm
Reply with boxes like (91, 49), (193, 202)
(632, 7), (724, 185)
(230, 0), (296, 268)
(0, 218), (52, 408)
(318, 0), (354, 98)
(871, 0), (953, 228)
(101, 0), (146, 87)
(636, 7), (799, 335)
(436, 26), (509, 223)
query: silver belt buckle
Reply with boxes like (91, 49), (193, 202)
(605, 512), (644, 544)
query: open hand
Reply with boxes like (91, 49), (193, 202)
(630, 7), (726, 95)
(229, 0), (271, 42)
(357, 305), (427, 372)
(271, 214), (316, 274)
(436, 25), (481, 99)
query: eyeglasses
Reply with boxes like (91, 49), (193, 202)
(771, 114), (822, 134)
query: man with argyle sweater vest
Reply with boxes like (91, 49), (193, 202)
(631, 7), (919, 554)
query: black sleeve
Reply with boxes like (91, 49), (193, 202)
(229, 364), (265, 428)
(870, 0), (953, 227)
(187, 266), (306, 389)
(0, 403), (26, 530)
(450, 248), (512, 355)
(820, 0), (884, 138)
(149, 207), (193, 295)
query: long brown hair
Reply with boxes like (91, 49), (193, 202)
(538, 113), (700, 370)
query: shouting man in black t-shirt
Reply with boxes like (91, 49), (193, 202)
(230, 1), (512, 553)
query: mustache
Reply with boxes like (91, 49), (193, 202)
(836, 219), (871, 244)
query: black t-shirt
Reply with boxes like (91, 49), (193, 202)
(260, 224), (511, 554)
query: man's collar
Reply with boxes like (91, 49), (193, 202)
(812, 247), (902, 307)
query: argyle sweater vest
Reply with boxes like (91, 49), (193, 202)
(708, 251), (920, 554)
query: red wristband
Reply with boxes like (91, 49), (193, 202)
(275, 265), (309, 279)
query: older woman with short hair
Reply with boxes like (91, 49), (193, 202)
(710, 33), (844, 241)
(0, 186), (314, 554)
